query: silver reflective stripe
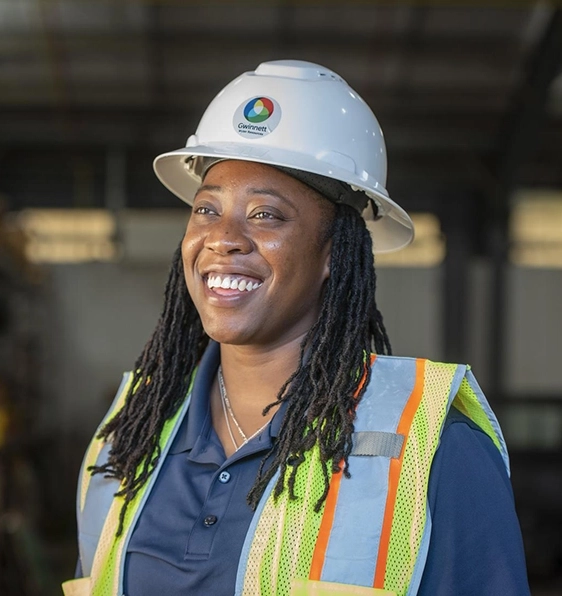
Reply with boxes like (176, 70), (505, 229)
(78, 371), (132, 577)
(319, 356), (418, 586)
(351, 431), (404, 458)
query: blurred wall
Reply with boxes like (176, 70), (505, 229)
(40, 254), (562, 446)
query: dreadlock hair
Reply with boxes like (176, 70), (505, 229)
(89, 246), (209, 535)
(90, 202), (391, 535)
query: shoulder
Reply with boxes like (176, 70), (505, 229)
(432, 406), (513, 497)
(419, 406), (530, 595)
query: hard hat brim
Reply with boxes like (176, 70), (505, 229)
(153, 143), (414, 254)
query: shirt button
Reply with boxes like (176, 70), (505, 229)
(204, 515), (218, 527)
(219, 471), (231, 483)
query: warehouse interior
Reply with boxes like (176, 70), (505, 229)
(1, 1), (561, 594)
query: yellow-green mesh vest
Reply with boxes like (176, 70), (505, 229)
(64, 355), (508, 596)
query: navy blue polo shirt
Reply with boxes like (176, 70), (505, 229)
(123, 342), (530, 595)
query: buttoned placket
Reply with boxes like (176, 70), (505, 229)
(183, 424), (274, 558)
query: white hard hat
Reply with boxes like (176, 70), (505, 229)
(153, 60), (414, 253)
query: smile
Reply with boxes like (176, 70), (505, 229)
(206, 274), (263, 293)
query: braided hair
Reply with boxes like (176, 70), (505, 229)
(90, 202), (391, 535)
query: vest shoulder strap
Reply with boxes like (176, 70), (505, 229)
(77, 371), (133, 577)
(89, 395), (190, 595)
(76, 369), (195, 585)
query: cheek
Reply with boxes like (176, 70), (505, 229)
(181, 222), (202, 264)
(181, 230), (202, 288)
(180, 235), (190, 273)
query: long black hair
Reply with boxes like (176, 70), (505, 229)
(90, 203), (391, 534)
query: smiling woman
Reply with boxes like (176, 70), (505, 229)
(65, 61), (530, 596)
(183, 161), (333, 351)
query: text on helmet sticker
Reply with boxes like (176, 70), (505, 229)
(234, 96), (282, 139)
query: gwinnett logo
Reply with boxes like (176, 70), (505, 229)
(244, 97), (274, 123)
(233, 96), (281, 139)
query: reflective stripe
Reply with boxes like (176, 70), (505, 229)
(79, 372), (133, 513)
(309, 468), (342, 581)
(77, 372), (132, 576)
(75, 369), (196, 594)
(309, 354), (377, 582)
(318, 357), (419, 587)
(374, 358), (425, 589)
(79, 442), (121, 577)
(90, 394), (191, 595)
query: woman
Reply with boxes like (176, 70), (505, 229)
(65, 61), (530, 596)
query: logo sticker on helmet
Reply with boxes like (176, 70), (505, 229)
(244, 97), (274, 123)
(234, 96), (281, 139)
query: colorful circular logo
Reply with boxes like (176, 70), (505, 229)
(244, 97), (275, 123)
(233, 96), (281, 139)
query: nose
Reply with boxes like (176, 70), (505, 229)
(204, 214), (253, 255)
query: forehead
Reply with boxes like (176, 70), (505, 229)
(203, 159), (289, 185)
(201, 160), (333, 211)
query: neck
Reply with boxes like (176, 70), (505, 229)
(218, 333), (305, 411)
(210, 335), (305, 457)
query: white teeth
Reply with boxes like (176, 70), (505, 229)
(206, 274), (262, 292)
(208, 275), (221, 288)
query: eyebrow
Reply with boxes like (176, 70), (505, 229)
(195, 184), (297, 210)
(248, 187), (297, 210)
(194, 184), (222, 198)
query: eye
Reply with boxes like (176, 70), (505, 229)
(193, 205), (218, 216)
(249, 206), (287, 221)
(251, 211), (278, 220)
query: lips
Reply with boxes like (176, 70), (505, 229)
(205, 272), (263, 293)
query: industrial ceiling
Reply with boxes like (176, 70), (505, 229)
(0, 1), (561, 218)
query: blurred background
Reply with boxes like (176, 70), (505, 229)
(0, 1), (561, 594)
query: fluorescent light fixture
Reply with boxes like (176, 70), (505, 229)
(510, 190), (562, 268)
(369, 213), (445, 267)
(17, 209), (118, 264)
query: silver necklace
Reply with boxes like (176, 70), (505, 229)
(218, 366), (271, 449)
(218, 374), (239, 450)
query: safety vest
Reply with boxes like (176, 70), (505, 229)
(62, 355), (508, 596)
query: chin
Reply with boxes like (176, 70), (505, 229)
(202, 321), (256, 346)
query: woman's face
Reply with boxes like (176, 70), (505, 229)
(182, 160), (334, 348)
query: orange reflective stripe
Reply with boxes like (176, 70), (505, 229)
(373, 358), (425, 588)
(309, 465), (343, 580)
(309, 354), (377, 580)
(357, 354), (376, 393)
